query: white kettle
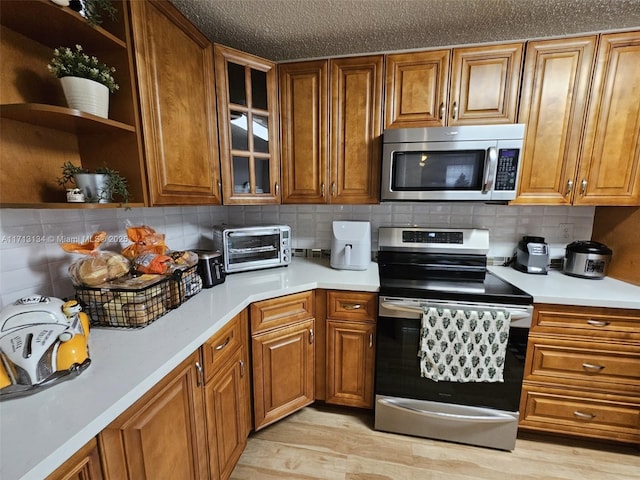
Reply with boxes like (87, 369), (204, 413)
(330, 221), (371, 271)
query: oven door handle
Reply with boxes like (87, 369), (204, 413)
(379, 398), (515, 423)
(380, 301), (530, 320)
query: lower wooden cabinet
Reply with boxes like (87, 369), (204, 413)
(250, 291), (316, 430)
(99, 350), (209, 480)
(520, 304), (640, 445)
(202, 310), (251, 480)
(46, 438), (103, 480)
(325, 290), (377, 408)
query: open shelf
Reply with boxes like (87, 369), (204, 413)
(0, 0), (126, 51)
(0, 103), (135, 133)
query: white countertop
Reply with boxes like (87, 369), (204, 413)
(2, 258), (639, 480)
(489, 266), (640, 309)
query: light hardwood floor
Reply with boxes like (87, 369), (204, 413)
(231, 405), (639, 480)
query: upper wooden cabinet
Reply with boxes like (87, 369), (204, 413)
(128, 0), (221, 206)
(516, 31), (640, 206)
(279, 56), (382, 204)
(384, 42), (523, 129)
(0, 0), (148, 207)
(576, 31), (640, 206)
(214, 44), (281, 205)
(515, 36), (598, 205)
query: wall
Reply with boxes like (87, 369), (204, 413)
(592, 206), (640, 286)
(0, 203), (595, 309)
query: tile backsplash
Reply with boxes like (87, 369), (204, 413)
(0, 203), (594, 309)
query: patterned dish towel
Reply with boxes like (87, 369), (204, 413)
(419, 307), (511, 382)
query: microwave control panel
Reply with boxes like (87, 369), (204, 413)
(494, 149), (520, 191)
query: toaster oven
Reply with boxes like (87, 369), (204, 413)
(212, 225), (292, 273)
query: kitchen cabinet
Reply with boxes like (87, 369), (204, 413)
(250, 291), (315, 429)
(128, 0), (221, 205)
(575, 31), (640, 206)
(0, 0), (148, 207)
(519, 304), (640, 444)
(45, 438), (103, 480)
(384, 42), (523, 129)
(202, 310), (251, 480)
(214, 44), (280, 205)
(99, 350), (209, 479)
(279, 56), (382, 204)
(514, 36), (597, 205)
(325, 290), (377, 408)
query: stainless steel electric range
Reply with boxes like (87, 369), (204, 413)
(374, 227), (533, 451)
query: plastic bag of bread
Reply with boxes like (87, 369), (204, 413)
(122, 225), (167, 260)
(167, 250), (198, 269)
(61, 231), (131, 286)
(132, 253), (173, 274)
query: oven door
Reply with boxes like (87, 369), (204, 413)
(223, 228), (284, 273)
(375, 298), (532, 413)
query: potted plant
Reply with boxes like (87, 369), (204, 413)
(58, 161), (130, 205)
(72, 0), (118, 27)
(48, 44), (119, 119)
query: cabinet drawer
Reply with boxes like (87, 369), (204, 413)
(520, 385), (640, 444)
(251, 291), (315, 334)
(533, 304), (640, 341)
(525, 336), (640, 394)
(327, 291), (377, 322)
(202, 312), (245, 382)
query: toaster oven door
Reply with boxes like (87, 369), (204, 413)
(224, 229), (283, 272)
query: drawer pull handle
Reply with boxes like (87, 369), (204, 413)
(573, 411), (596, 420)
(309, 328), (314, 344)
(369, 333), (373, 348)
(240, 359), (245, 378)
(342, 303), (362, 310)
(587, 319), (610, 327)
(582, 363), (605, 372)
(215, 336), (231, 351)
(195, 361), (205, 387)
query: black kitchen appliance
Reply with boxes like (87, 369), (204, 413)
(194, 250), (225, 288)
(512, 235), (550, 274)
(375, 227), (533, 451)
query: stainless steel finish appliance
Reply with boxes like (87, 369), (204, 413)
(194, 250), (226, 288)
(212, 225), (291, 273)
(375, 227), (533, 451)
(563, 240), (612, 279)
(381, 124), (525, 202)
(513, 235), (549, 274)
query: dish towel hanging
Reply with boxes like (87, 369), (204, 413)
(419, 307), (511, 382)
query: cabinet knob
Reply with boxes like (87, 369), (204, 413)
(582, 362), (605, 372)
(573, 410), (596, 420)
(580, 179), (588, 195)
(566, 179), (573, 196)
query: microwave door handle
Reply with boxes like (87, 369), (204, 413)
(482, 147), (498, 193)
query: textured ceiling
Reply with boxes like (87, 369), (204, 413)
(169, 0), (640, 61)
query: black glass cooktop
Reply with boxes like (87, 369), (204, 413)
(379, 271), (533, 306)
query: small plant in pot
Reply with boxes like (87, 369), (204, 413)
(58, 161), (130, 206)
(47, 44), (119, 119)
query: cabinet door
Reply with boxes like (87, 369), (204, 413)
(99, 351), (208, 480)
(384, 50), (451, 128)
(215, 44), (280, 205)
(330, 56), (383, 204)
(46, 438), (103, 480)
(279, 60), (329, 204)
(515, 36), (597, 204)
(450, 43), (523, 125)
(252, 319), (315, 430)
(204, 348), (250, 480)
(576, 31), (640, 205)
(129, 0), (221, 205)
(326, 320), (375, 408)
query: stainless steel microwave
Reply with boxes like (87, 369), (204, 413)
(381, 124), (525, 202)
(212, 225), (291, 273)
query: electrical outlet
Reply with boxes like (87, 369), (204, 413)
(559, 223), (574, 240)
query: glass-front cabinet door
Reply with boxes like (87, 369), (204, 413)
(214, 45), (280, 204)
